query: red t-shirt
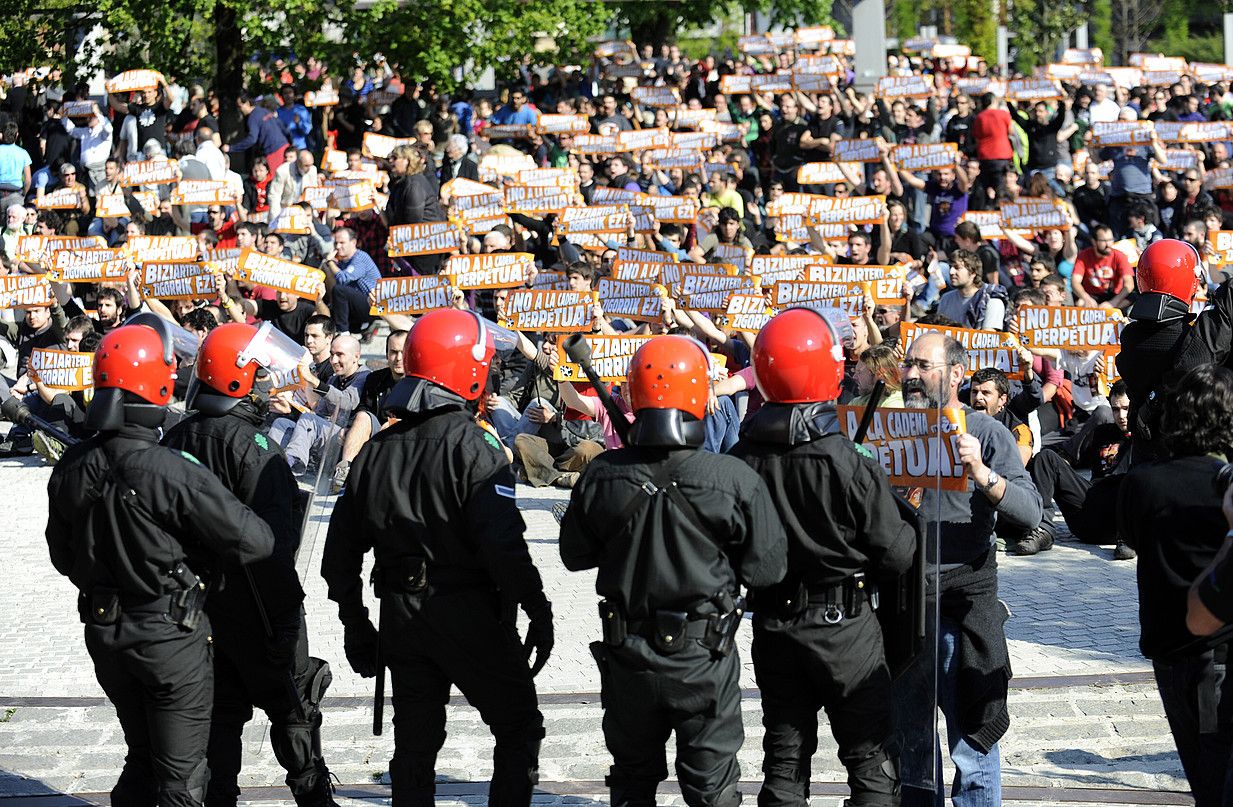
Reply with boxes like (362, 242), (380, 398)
(1072, 247), (1132, 300)
(973, 108), (1013, 161)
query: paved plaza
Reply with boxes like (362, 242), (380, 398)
(0, 427), (1194, 806)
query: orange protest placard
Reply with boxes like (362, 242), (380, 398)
(900, 322), (1024, 379)
(14, 235), (104, 264)
(170, 180), (236, 206)
(445, 252), (535, 289)
(807, 264), (907, 306)
(837, 405), (969, 491)
(139, 261), (217, 300)
(126, 235), (199, 263)
(362, 133), (414, 159)
(553, 334), (654, 382)
(369, 275), (454, 315)
(893, 143), (959, 172)
(120, 159), (179, 187)
(47, 248), (130, 283)
(597, 278), (664, 321)
(501, 290), (595, 332)
(772, 279), (865, 317)
(725, 293), (774, 333)
(1014, 305), (1124, 350)
(1209, 230), (1233, 265)
(536, 114), (590, 135)
(105, 69), (163, 94)
(28, 349), (93, 391)
(234, 249), (325, 301)
(0, 274), (54, 308)
(36, 187), (82, 210)
(387, 222), (466, 257)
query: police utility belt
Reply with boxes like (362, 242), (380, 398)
(79, 562), (207, 631)
(370, 555), (489, 599)
(753, 573), (875, 624)
(599, 592), (745, 657)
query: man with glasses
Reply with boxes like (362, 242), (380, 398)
(895, 331), (1042, 807)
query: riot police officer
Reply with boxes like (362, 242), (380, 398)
(321, 308), (553, 807)
(1120, 238), (1233, 463)
(559, 335), (788, 807)
(729, 309), (918, 807)
(45, 320), (276, 807)
(161, 323), (337, 807)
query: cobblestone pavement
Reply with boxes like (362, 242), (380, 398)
(0, 436), (1192, 805)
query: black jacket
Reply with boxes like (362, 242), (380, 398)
(730, 403), (916, 589)
(321, 406), (547, 625)
(46, 423), (275, 598)
(161, 402), (305, 625)
(559, 446), (788, 619)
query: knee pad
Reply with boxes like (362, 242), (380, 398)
(845, 750), (899, 805)
(302, 657), (333, 710)
(160, 758), (211, 807)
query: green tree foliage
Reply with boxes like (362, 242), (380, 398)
(1090, 0), (1115, 62)
(1010, 0), (1086, 71)
(613, 0), (838, 49)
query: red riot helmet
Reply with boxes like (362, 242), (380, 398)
(403, 309), (514, 401)
(1136, 238), (1200, 303)
(189, 323), (262, 415)
(626, 335), (710, 420)
(753, 308), (845, 403)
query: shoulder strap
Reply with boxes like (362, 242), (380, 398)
(614, 449), (707, 536)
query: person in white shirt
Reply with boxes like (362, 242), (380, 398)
(1088, 83), (1121, 124)
(267, 149), (318, 220)
(194, 128), (226, 180)
(62, 103), (113, 194)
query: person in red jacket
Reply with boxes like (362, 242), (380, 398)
(972, 93), (1014, 199)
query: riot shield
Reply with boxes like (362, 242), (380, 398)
(890, 394), (948, 795)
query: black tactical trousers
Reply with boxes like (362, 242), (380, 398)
(590, 636), (743, 807)
(205, 610), (330, 807)
(382, 588), (544, 807)
(752, 608), (899, 807)
(84, 611), (213, 807)
(1029, 449), (1122, 544)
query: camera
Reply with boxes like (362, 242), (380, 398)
(1215, 462), (1233, 497)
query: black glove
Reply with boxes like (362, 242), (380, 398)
(343, 619), (380, 678)
(523, 601), (554, 677)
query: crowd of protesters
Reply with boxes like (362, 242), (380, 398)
(3, 32), (1233, 805)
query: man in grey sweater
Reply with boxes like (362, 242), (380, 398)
(895, 331), (1042, 807)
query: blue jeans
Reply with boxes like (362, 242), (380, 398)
(703, 394), (740, 454)
(901, 617), (1002, 807)
(488, 396), (540, 447)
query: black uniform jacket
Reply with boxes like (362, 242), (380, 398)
(162, 402), (305, 625)
(322, 406), (547, 624)
(730, 402), (917, 589)
(46, 423), (275, 598)
(559, 445), (788, 619)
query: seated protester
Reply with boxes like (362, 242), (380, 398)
(281, 202), (334, 267)
(935, 248), (1009, 330)
(499, 333), (606, 489)
(323, 226), (381, 337)
(330, 328), (408, 493)
(60, 283), (133, 335)
(1071, 224), (1135, 309)
(302, 314), (337, 385)
(27, 323), (101, 461)
(969, 367), (1034, 468)
(1128, 202), (1163, 252)
(1030, 381), (1133, 558)
(0, 299), (68, 389)
(1039, 272), (1070, 307)
(268, 333), (369, 476)
(237, 289), (320, 344)
(954, 219), (1006, 287)
(850, 344), (905, 407)
(1, 312), (92, 458)
(696, 206), (753, 261)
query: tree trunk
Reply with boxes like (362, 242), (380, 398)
(629, 9), (674, 49)
(215, 1), (244, 144)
